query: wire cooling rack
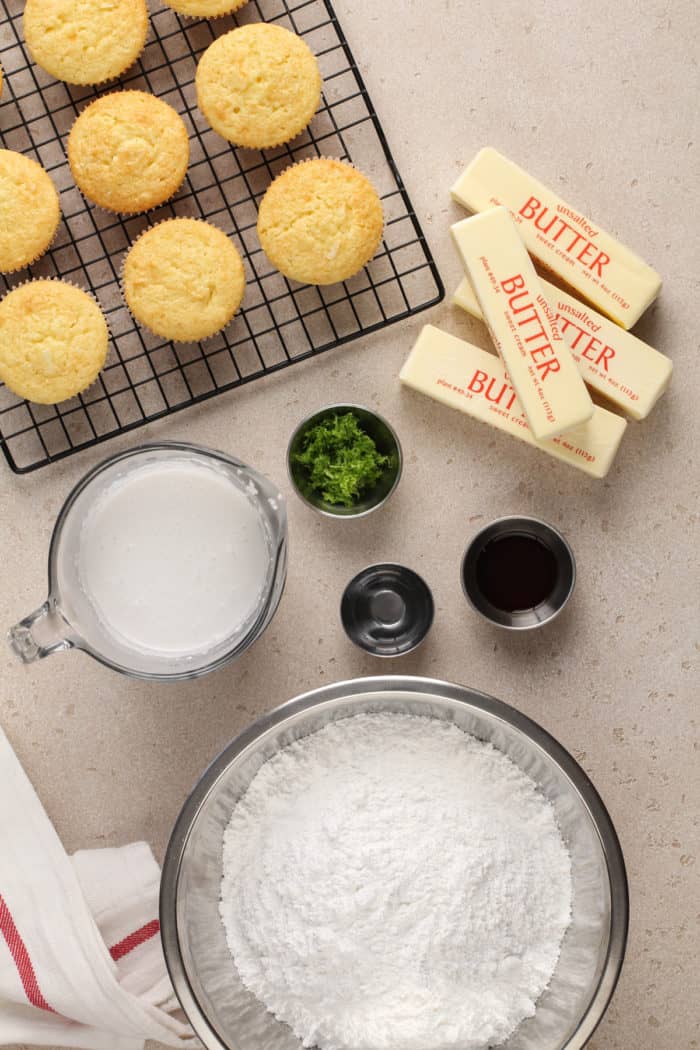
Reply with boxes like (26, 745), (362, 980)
(0, 0), (443, 474)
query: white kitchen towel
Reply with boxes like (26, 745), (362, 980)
(0, 728), (197, 1050)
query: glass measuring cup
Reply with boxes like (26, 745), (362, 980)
(8, 443), (287, 681)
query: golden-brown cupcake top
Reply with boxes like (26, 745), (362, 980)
(257, 158), (384, 286)
(0, 280), (109, 404)
(68, 91), (190, 214)
(23, 0), (149, 86)
(122, 218), (246, 342)
(196, 23), (321, 149)
(163, 0), (249, 15)
(0, 150), (60, 273)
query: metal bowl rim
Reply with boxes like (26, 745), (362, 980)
(286, 403), (403, 520)
(460, 515), (577, 632)
(340, 563), (435, 657)
(160, 675), (628, 1050)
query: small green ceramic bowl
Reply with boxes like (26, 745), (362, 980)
(287, 404), (403, 518)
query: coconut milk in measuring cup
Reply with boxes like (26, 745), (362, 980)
(9, 443), (287, 680)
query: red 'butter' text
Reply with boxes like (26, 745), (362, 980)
(518, 197), (610, 277)
(500, 275), (561, 380)
(556, 314), (616, 372)
(467, 369), (518, 411)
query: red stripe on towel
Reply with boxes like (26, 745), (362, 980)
(109, 918), (160, 961)
(0, 894), (55, 1013)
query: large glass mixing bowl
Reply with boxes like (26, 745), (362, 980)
(160, 677), (628, 1050)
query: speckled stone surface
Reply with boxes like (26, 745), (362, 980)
(1, 1), (698, 1048)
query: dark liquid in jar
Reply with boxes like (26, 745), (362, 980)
(475, 534), (558, 612)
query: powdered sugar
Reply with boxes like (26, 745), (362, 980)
(219, 713), (572, 1050)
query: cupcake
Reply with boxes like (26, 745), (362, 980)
(257, 158), (384, 285)
(122, 218), (246, 342)
(196, 23), (321, 149)
(163, 0), (249, 15)
(0, 280), (109, 404)
(23, 0), (149, 86)
(68, 91), (190, 214)
(0, 150), (61, 273)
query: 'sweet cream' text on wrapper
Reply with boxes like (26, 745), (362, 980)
(453, 275), (672, 421)
(451, 207), (594, 441)
(399, 325), (627, 479)
(451, 147), (662, 329)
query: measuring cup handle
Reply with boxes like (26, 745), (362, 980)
(8, 602), (75, 664)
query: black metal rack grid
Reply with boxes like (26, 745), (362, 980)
(0, 0), (443, 474)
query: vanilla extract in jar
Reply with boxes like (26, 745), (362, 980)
(477, 534), (558, 612)
(461, 517), (576, 630)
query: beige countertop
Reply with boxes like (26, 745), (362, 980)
(1, 0), (698, 1048)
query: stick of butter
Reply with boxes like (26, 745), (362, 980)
(453, 275), (672, 421)
(451, 147), (662, 329)
(399, 325), (627, 479)
(451, 207), (594, 441)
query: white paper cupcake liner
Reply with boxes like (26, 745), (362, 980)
(119, 216), (245, 344)
(0, 277), (111, 405)
(66, 91), (191, 217)
(257, 156), (385, 284)
(196, 23), (322, 150)
(23, 0), (149, 88)
(164, 0), (249, 18)
(0, 157), (62, 275)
